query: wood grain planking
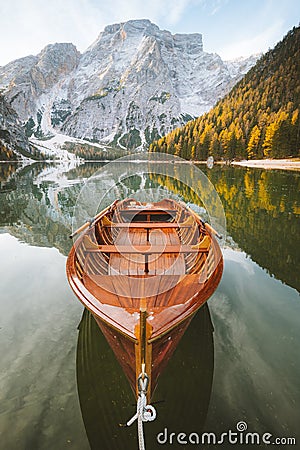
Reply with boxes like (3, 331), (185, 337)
(67, 197), (224, 392)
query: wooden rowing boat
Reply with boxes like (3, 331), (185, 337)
(66, 198), (223, 400)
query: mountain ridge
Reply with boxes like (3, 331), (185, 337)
(0, 19), (259, 152)
(149, 25), (300, 160)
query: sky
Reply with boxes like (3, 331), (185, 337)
(0, 0), (299, 66)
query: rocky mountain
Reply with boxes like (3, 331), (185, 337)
(0, 19), (259, 150)
(0, 95), (41, 160)
(149, 25), (300, 160)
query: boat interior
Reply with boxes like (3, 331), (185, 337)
(75, 199), (210, 273)
(71, 198), (219, 307)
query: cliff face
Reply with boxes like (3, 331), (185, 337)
(0, 43), (80, 141)
(0, 19), (258, 150)
(149, 26), (300, 160)
(0, 95), (34, 160)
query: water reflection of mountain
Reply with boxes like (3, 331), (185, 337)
(0, 161), (298, 290)
(76, 305), (214, 450)
(0, 162), (83, 255)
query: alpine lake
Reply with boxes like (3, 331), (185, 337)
(0, 160), (299, 450)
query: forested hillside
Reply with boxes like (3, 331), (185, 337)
(150, 26), (300, 160)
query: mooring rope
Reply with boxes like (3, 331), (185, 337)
(125, 373), (156, 450)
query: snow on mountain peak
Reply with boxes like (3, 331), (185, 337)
(0, 19), (259, 150)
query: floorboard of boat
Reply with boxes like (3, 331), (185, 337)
(108, 227), (185, 277)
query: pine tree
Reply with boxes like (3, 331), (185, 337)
(247, 126), (261, 159)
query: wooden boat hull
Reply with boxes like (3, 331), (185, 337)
(94, 310), (194, 398)
(91, 261), (222, 397)
(67, 198), (223, 399)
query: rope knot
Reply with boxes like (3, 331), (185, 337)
(142, 404), (156, 422)
(125, 372), (157, 450)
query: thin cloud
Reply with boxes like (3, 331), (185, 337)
(219, 21), (284, 59)
(0, 0), (106, 63)
(209, 0), (228, 16)
(0, 0), (298, 65)
(0, 0), (204, 65)
(166, 0), (193, 25)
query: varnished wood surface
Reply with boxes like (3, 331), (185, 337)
(86, 244), (206, 253)
(67, 198), (223, 399)
(105, 222), (191, 229)
(67, 198), (223, 364)
(120, 208), (176, 213)
(109, 228), (186, 276)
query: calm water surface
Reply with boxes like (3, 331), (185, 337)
(0, 162), (299, 449)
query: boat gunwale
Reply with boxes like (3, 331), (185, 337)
(67, 245), (137, 341)
(67, 246), (223, 342)
(66, 199), (223, 341)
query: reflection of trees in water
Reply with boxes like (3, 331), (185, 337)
(152, 165), (299, 291)
(0, 163), (19, 185)
(0, 162), (298, 290)
(209, 167), (300, 291)
(63, 162), (107, 180)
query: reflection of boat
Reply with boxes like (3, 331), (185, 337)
(76, 305), (214, 450)
(67, 198), (222, 400)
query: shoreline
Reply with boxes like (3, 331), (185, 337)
(1, 157), (300, 171)
(231, 158), (300, 171)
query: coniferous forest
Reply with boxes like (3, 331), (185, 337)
(149, 26), (300, 160)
